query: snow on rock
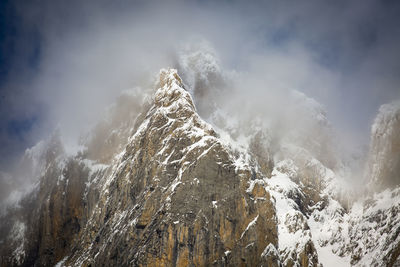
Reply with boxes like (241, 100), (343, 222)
(344, 187), (400, 266)
(265, 165), (319, 265)
(241, 214), (259, 239)
(54, 257), (67, 267)
(261, 243), (280, 258)
(306, 186), (400, 267)
(308, 198), (351, 267)
(9, 221), (26, 265)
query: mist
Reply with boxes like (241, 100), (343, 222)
(1, 0), (400, 201)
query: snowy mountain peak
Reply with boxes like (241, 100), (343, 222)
(158, 68), (184, 89)
(155, 68), (195, 112)
(1, 69), (400, 267)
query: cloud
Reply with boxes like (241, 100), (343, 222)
(0, 0), (399, 174)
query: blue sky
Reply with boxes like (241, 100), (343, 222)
(0, 0), (38, 169)
(0, 0), (400, 171)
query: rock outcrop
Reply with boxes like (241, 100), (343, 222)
(367, 100), (400, 191)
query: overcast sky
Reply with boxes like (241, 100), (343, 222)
(0, 0), (399, 171)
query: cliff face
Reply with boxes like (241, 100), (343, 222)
(367, 101), (400, 191)
(1, 69), (400, 267)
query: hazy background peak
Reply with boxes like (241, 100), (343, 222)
(0, 0), (400, 172)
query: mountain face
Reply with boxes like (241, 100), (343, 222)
(1, 69), (400, 267)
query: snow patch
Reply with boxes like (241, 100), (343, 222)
(241, 214), (259, 239)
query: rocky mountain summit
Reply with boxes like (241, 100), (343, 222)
(1, 69), (400, 267)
